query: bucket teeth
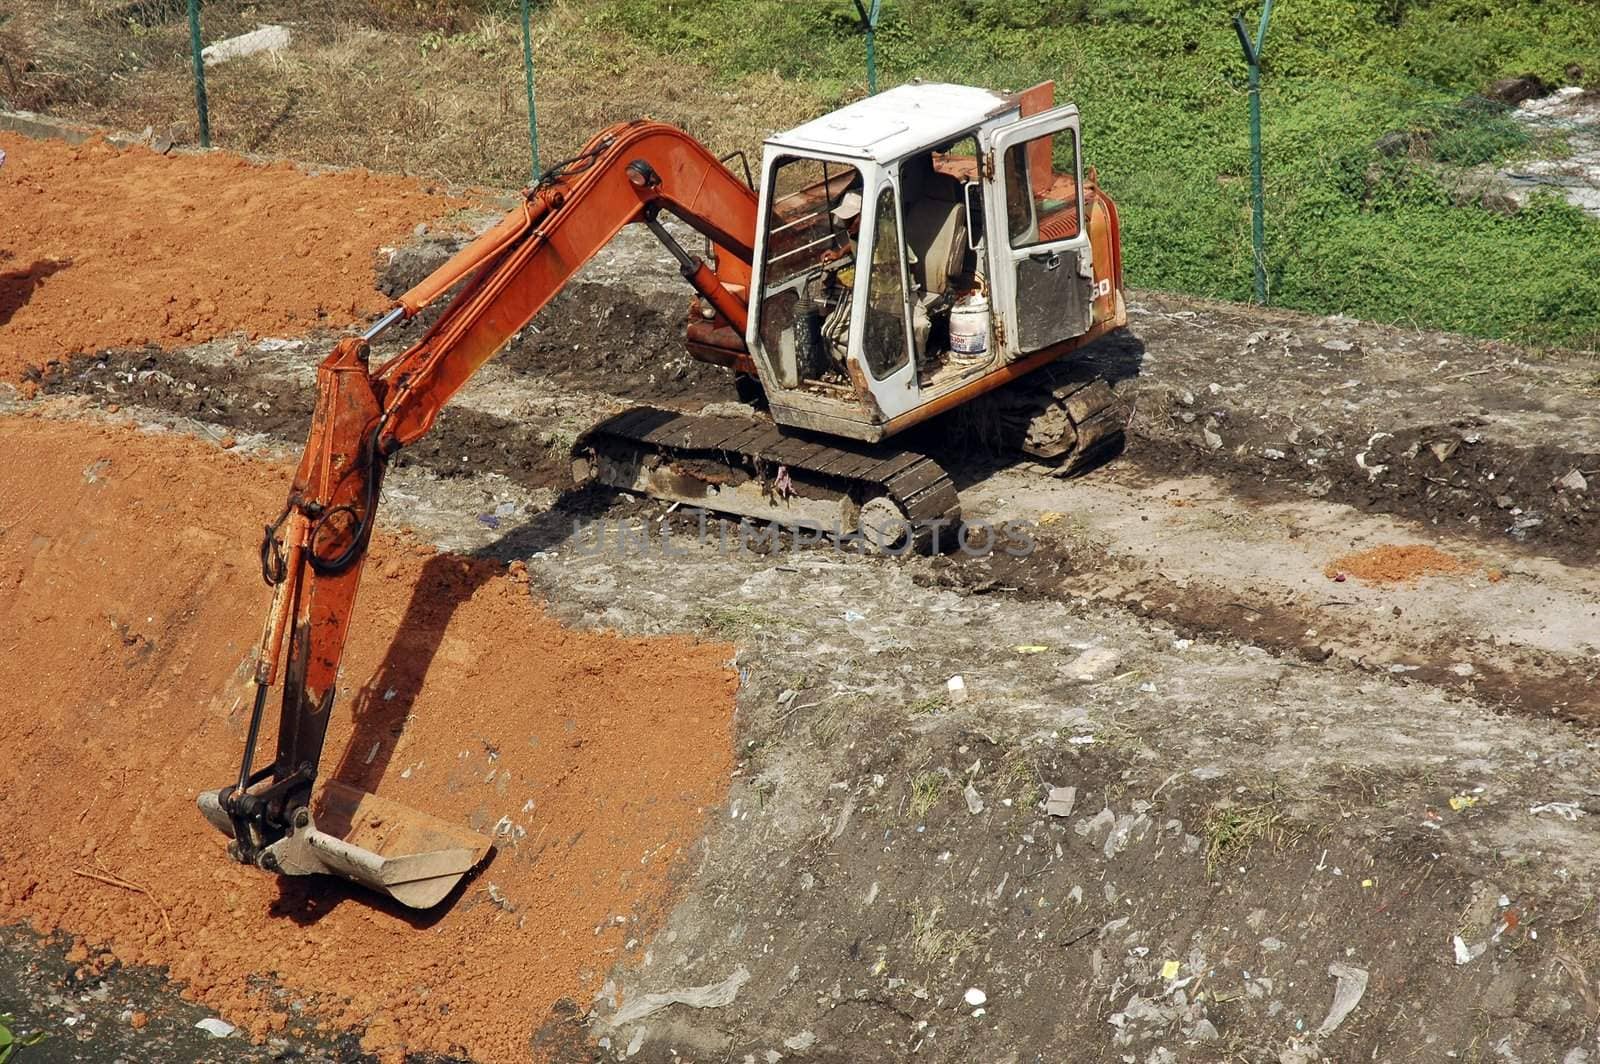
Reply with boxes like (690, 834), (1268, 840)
(196, 780), (493, 909)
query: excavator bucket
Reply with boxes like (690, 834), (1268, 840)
(198, 780), (493, 909)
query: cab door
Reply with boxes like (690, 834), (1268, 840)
(983, 106), (1095, 358)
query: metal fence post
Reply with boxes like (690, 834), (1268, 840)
(852, 0), (884, 94)
(521, 0), (540, 182)
(187, 0), (210, 148)
(1233, 0), (1274, 304)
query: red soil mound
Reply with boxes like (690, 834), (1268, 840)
(0, 133), (462, 378)
(0, 413), (736, 1062)
(1325, 543), (1474, 584)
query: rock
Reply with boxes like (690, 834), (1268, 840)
(964, 987), (987, 1007)
(784, 1030), (817, 1051)
(1075, 807), (1116, 838)
(947, 675), (968, 703)
(201, 25), (292, 67)
(1558, 469), (1588, 492)
(1067, 646), (1120, 682)
(1487, 74), (1549, 105)
(130, 1011), (148, 1029)
(1202, 427), (1223, 451)
(1046, 786), (1076, 817)
(1495, 494), (1514, 509)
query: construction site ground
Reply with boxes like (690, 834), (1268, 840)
(2, 131), (1599, 1064)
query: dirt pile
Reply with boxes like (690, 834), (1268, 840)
(0, 132), (463, 379)
(0, 412), (736, 1062)
(1325, 543), (1474, 583)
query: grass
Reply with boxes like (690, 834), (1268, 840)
(1202, 800), (1283, 876)
(0, 1014), (45, 1063)
(993, 748), (1043, 807)
(908, 769), (947, 819)
(7, 0), (1597, 348)
(701, 604), (771, 640)
(909, 901), (980, 968)
(806, 696), (854, 747)
(567, 0), (1600, 351)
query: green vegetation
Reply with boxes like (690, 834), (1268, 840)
(565, 0), (1600, 350)
(0, 1014), (46, 1063)
(1202, 799), (1283, 875)
(908, 768), (947, 818)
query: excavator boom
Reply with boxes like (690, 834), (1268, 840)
(198, 121), (760, 907)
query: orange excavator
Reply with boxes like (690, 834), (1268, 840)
(198, 82), (1129, 907)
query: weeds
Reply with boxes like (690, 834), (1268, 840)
(909, 901), (980, 968)
(908, 769), (947, 819)
(701, 605), (769, 640)
(993, 748), (1043, 807)
(1202, 801), (1283, 876)
(807, 697), (853, 748)
(0, 1015), (45, 1063)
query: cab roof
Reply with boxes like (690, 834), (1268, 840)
(766, 83), (1016, 164)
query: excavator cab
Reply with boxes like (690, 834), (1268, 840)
(740, 82), (1126, 447)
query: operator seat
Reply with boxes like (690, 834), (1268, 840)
(899, 154), (972, 356)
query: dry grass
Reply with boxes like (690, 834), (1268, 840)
(1202, 800), (1284, 876)
(909, 901), (980, 968)
(3, 0), (829, 187)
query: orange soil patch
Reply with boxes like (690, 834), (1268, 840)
(1325, 543), (1475, 584)
(0, 413), (736, 1062)
(0, 132), (463, 379)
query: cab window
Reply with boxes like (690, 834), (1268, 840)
(861, 186), (911, 379)
(1003, 128), (1082, 248)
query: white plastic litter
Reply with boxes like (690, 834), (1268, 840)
(195, 1018), (236, 1038)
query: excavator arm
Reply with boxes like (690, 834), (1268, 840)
(198, 121), (759, 907)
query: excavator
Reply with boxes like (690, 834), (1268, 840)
(198, 81), (1130, 908)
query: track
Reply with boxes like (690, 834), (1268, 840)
(574, 406), (961, 549)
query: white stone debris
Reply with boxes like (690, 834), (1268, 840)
(201, 25), (292, 67)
